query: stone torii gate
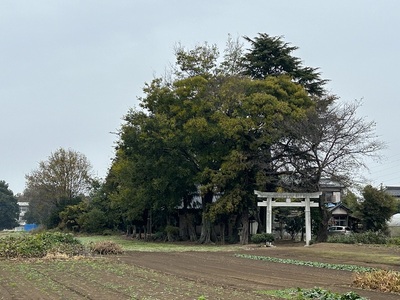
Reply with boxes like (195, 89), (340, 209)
(255, 191), (321, 246)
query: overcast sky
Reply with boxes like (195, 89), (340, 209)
(1, 1), (399, 195)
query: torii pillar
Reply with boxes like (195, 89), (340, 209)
(255, 191), (321, 246)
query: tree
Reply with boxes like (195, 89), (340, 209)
(107, 34), (383, 245)
(243, 33), (328, 97)
(360, 185), (397, 232)
(0, 180), (19, 230)
(277, 100), (384, 241)
(24, 148), (93, 227)
(109, 38), (315, 244)
(241, 34), (383, 241)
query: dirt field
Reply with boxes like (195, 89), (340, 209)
(1, 242), (399, 299)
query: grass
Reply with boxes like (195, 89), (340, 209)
(77, 234), (244, 252)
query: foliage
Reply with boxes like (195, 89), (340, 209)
(353, 270), (400, 294)
(388, 237), (400, 245)
(104, 34), (383, 245)
(262, 287), (367, 300)
(89, 241), (123, 255)
(0, 180), (19, 230)
(24, 148), (94, 227)
(243, 33), (327, 97)
(327, 231), (389, 245)
(58, 200), (88, 232)
(360, 185), (397, 232)
(342, 190), (362, 219)
(235, 254), (376, 272)
(164, 225), (180, 241)
(0, 232), (85, 258)
(285, 215), (304, 240)
(250, 233), (275, 244)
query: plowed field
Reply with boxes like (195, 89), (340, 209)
(1, 242), (399, 299)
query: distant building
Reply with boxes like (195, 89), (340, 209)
(384, 186), (400, 199)
(17, 202), (29, 226)
(319, 178), (345, 204)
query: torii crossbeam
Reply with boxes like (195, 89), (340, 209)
(255, 191), (321, 246)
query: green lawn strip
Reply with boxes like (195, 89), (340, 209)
(235, 254), (376, 272)
(77, 235), (243, 252)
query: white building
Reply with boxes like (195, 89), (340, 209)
(17, 202), (29, 226)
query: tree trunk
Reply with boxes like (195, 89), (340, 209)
(227, 215), (238, 243)
(255, 207), (264, 234)
(240, 212), (250, 245)
(198, 214), (212, 244)
(219, 223), (225, 244)
(180, 213), (197, 242)
(198, 190), (214, 244)
(316, 205), (330, 242)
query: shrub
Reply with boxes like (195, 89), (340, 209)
(388, 237), (400, 246)
(164, 225), (179, 236)
(164, 225), (180, 241)
(89, 241), (123, 255)
(151, 231), (166, 241)
(327, 231), (388, 245)
(0, 232), (85, 258)
(251, 233), (275, 245)
(353, 270), (400, 293)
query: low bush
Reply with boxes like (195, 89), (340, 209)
(353, 270), (400, 294)
(89, 241), (123, 255)
(388, 237), (400, 246)
(150, 231), (166, 241)
(0, 232), (85, 258)
(327, 231), (388, 245)
(251, 233), (275, 245)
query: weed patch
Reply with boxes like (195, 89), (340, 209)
(89, 241), (123, 255)
(353, 270), (400, 294)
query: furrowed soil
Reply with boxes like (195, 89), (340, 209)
(1, 242), (399, 300)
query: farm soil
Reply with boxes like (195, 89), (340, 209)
(1, 242), (399, 300)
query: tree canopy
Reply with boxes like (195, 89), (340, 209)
(103, 33), (383, 243)
(0, 180), (19, 230)
(24, 148), (93, 227)
(361, 185), (397, 232)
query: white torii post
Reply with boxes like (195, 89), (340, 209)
(255, 191), (321, 246)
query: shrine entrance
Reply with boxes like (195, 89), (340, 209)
(255, 191), (321, 246)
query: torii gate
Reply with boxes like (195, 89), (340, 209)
(255, 191), (321, 246)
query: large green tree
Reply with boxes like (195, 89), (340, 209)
(242, 33), (383, 241)
(108, 33), (383, 244)
(0, 181), (19, 230)
(110, 39), (314, 244)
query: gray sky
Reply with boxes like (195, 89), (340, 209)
(1, 1), (399, 195)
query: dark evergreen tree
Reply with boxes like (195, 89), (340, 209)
(0, 181), (19, 230)
(243, 33), (328, 97)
